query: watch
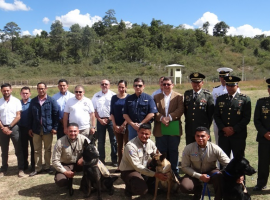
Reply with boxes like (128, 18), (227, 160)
(8, 125), (12, 129)
(91, 126), (96, 129)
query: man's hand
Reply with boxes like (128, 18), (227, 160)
(236, 176), (244, 184)
(161, 116), (170, 126)
(51, 129), (57, 134)
(199, 174), (210, 183)
(223, 127), (234, 137)
(28, 129), (34, 137)
(264, 132), (270, 140)
(1, 127), (12, 135)
(89, 128), (95, 135)
(98, 118), (108, 126)
(77, 157), (84, 166)
(64, 171), (74, 178)
(64, 128), (68, 135)
(131, 122), (139, 131)
(154, 172), (168, 181)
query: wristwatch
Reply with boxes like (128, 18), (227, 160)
(8, 125), (12, 129)
(91, 126), (96, 129)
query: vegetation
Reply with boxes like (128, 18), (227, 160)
(0, 9), (270, 82)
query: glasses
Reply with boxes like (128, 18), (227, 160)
(75, 91), (83, 93)
(101, 83), (108, 86)
(134, 84), (143, 88)
(37, 88), (45, 90)
(163, 83), (172, 86)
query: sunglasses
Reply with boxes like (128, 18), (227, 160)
(75, 91), (83, 93)
(101, 83), (108, 86)
(163, 83), (172, 86)
(134, 84), (143, 88)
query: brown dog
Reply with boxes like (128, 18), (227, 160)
(150, 151), (180, 200)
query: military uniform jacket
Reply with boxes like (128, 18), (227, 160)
(212, 85), (241, 104)
(214, 92), (251, 139)
(119, 136), (157, 177)
(254, 97), (270, 144)
(184, 89), (214, 137)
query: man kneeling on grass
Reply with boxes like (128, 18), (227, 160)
(52, 123), (89, 187)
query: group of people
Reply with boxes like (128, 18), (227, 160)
(0, 67), (269, 199)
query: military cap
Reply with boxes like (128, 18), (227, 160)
(266, 78), (270, 88)
(217, 67), (233, 77)
(189, 72), (205, 82)
(224, 75), (241, 86)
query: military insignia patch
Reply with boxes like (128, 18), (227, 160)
(229, 76), (232, 80)
(194, 73), (199, 77)
(129, 150), (134, 156)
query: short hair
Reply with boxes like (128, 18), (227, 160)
(134, 78), (144, 84)
(75, 85), (84, 91)
(37, 82), (47, 88)
(58, 79), (68, 85)
(162, 77), (173, 84)
(21, 86), (31, 92)
(195, 126), (210, 135)
(68, 123), (79, 128)
(139, 123), (151, 130)
(101, 79), (110, 85)
(159, 76), (165, 81)
(1, 83), (11, 89)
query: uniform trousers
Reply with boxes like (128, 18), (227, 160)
(257, 142), (270, 187)
(54, 164), (83, 187)
(218, 135), (246, 158)
(56, 121), (65, 140)
(33, 128), (53, 172)
(79, 127), (90, 138)
(0, 125), (24, 171)
(180, 169), (223, 200)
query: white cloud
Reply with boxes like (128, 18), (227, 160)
(43, 17), (50, 24)
(193, 12), (219, 35)
(21, 30), (31, 36)
(182, 24), (194, 30)
(55, 9), (102, 28)
(0, 0), (30, 11)
(125, 21), (132, 29)
(33, 29), (42, 36)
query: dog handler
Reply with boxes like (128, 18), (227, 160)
(119, 123), (167, 197)
(180, 126), (230, 200)
(52, 123), (89, 187)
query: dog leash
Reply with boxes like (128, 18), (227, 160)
(201, 171), (219, 200)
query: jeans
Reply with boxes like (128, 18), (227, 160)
(128, 125), (138, 141)
(155, 135), (180, 174)
(97, 120), (117, 163)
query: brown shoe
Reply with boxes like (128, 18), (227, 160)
(18, 170), (26, 178)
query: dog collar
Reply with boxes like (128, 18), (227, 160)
(224, 170), (233, 177)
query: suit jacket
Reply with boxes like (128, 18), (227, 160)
(153, 91), (184, 137)
(214, 92), (251, 139)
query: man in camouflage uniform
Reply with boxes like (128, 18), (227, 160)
(214, 76), (251, 158)
(253, 78), (270, 191)
(184, 72), (215, 145)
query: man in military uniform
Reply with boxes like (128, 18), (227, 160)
(119, 123), (167, 197)
(214, 76), (251, 158)
(184, 72), (214, 145)
(253, 78), (270, 191)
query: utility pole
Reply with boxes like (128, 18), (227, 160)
(242, 56), (245, 81)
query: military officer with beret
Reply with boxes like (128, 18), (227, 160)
(253, 78), (270, 191)
(184, 72), (215, 145)
(214, 76), (251, 158)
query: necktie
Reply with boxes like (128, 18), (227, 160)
(229, 95), (233, 101)
(194, 92), (198, 101)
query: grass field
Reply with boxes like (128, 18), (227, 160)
(0, 80), (269, 200)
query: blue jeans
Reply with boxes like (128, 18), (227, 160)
(128, 125), (138, 141)
(97, 120), (117, 163)
(155, 135), (180, 174)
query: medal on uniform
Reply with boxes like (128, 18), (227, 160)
(237, 110), (241, 115)
(265, 116), (267, 119)
(199, 106), (201, 109)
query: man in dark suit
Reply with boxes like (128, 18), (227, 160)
(184, 72), (214, 145)
(253, 78), (270, 191)
(214, 76), (251, 158)
(153, 77), (184, 179)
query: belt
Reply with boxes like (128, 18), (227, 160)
(100, 117), (109, 119)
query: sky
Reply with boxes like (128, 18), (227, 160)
(1, 0), (270, 37)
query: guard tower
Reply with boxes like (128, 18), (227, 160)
(165, 64), (185, 84)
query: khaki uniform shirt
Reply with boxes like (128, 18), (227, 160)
(52, 134), (90, 173)
(181, 141), (230, 179)
(119, 136), (157, 177)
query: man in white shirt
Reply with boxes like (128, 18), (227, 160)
(53, 79), (75, 139)
(151, 76), (164, 98)
(63, 85), (95, 138)
(92, 79), (117, 166)
(0, 83), (25, 178)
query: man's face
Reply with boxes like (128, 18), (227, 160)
(163, 80), (173, 95)
(68, 126), (79, 140)
(195, 131), (210, 148)
(159, 78), (164, 90)
(191, 81), (203, 92)
(219, 76), (226, 86)
(137, 128), (151, 144)
(100, 80), (110, 93)
(20, 89), (31, 101)
(133, 81), (145, 95)
(1, 86), (12, 99)
(58, 82), (68, 94)
(75, 87), (84, 100)
(226, 85), (238, 95)
(37, 84), (47, 97)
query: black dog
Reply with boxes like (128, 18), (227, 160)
(80, 139), (118, 200)
(222, 156), (256, 200)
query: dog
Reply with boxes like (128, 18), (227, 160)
(222, 156), (256, 200)
(149, 150), (180, 200)
(80, 138), (118, 200)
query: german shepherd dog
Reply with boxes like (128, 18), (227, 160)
(80, 138), (118, 200)
(149, 151), (180, 200)
(222, 156), (256, 200)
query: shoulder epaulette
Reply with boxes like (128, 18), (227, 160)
(184, 89), (193, 93)
(239, 93), (246, 97)
(213, 85), (220, 88)
(203, 89), (211, 94)
(219, 93), (227, 97)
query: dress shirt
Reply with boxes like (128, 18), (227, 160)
(0, 95), (22, 125)
(18, 98), (31, 127)
(53, 91), (75, 119)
